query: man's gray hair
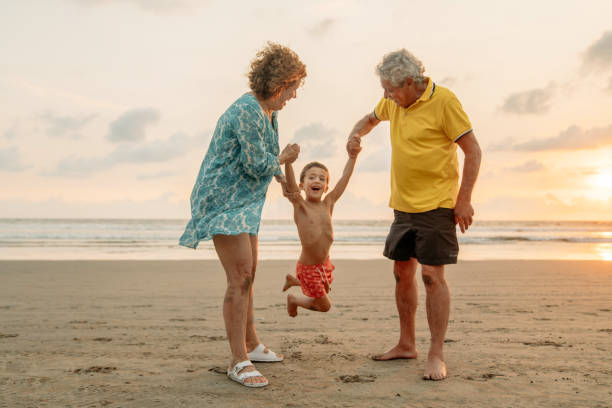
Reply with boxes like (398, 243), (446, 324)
(376, 49), (426, 87)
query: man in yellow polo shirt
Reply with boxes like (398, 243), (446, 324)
(347, 49), (482, 381)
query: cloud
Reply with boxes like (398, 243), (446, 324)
(583, 30), (612, 72)
(3, 123), (19, 139)
(357, 147), (391, 172)
(501, 83), (556, 114)
(49, 132), (197, 176)
(0, 146), (31, 172)
(505, 160), (545, 173)
(137, 170), (178, 180)
(291, 123), (338, 159)
(107, 108), (160, 143)
(40, 111), (96, 138)
(72, 0), (195, 12)
(512, 124), (612, 151)
(439, 76), (458, 87)
(308, 18), (335, 37)
(487, 137), (518, 152)
(607, 76), (612, 94)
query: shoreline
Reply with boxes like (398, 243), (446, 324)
(1, 260), (611, 407)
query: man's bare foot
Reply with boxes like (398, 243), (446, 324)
(423, 355), (447, 380)
(287, 294), (298, 317)
(282, 274), (300, 292)
(371, 345), (418, 361)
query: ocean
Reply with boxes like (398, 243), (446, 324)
(1, 219), (611, 261)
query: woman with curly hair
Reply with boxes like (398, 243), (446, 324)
(179, 42), (306, 388)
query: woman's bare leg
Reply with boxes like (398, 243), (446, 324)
(213, 233), (266, 386)
(245, 235), (261, 351)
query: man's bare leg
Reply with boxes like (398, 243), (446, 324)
(287, 293), (331, 317)
(421, 264), (449, 380)
(282, 274), (300, 292)
(372, 258), (418, 360)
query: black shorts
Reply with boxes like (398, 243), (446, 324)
(383, 208), (458, 265)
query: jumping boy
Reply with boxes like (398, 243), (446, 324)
(278, 148), (360, 317)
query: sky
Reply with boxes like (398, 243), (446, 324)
(1, 0), (612, 221)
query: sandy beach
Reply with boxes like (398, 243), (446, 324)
(0, 259), (610, 407)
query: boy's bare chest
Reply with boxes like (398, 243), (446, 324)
(295, 202), (332, 235)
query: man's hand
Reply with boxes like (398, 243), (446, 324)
(346, 134), (362, 158)
(454, 197), (474, 233)
(279, 143), (300, 164)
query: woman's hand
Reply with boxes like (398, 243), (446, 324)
(279, 143), (300, 164)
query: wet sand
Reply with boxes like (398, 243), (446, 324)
(1, 260), (611, 407)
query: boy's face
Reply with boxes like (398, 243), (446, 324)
(300, 167), (329, 200)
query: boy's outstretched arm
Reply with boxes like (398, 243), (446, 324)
(281, 162), (302, 204)
(326, 153), (358, 204)
(284, 162), (299, 193)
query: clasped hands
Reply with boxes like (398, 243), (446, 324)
(346, 134), (362, 158)
(275, 144), (300, 200)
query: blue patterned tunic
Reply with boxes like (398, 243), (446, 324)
(179, 93), (282, 249)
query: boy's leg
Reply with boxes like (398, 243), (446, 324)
(282, 274), (301, 292)
(287, 293), (331, 317)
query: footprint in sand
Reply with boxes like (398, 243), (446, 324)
(466, 373), (504, 381)
(338, 374), (376, 383)
(331, 352), (356, 361)
(208, 366), (226, 375)
(190, 335), (226, 341)
(290, 351), (303, 360)
(598, 329), (612, 333)
(522, 340), (565, 347)
(74, 366), (117, 374)
(314, 334), (341, 345)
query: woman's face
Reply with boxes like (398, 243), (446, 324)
(268, 81), (301, 111)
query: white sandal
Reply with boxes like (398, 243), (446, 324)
(226, 360), (268, 388)
(248, 343), (284, 362)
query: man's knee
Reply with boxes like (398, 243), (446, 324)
(394, 259), (417, 282)
(421, 265), (445, 288)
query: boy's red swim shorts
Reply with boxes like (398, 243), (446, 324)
(295, 257), (335, 299)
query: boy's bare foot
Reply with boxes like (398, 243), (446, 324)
(371, 345), (418, 361)
(282, 274), (300, 292)
(423, 355), (447, 380)
(287, 294), (298, 317)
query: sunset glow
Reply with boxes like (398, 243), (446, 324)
(0, 1), (611, 221)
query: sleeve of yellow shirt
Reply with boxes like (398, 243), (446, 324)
(442, 93), (472, 141)
(374, 97), (389, 121)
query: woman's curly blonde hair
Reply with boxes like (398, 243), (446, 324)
(248, 42), (307, 100)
